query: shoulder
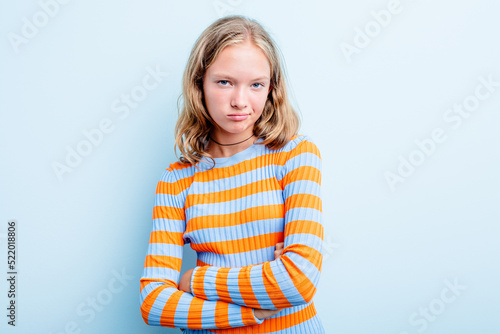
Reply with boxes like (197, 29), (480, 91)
(276, 135), (322, 184)
(282, 135), (321, 160)
(157, 161), (196, 192)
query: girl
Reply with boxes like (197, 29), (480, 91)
(140, 15), (325, 333)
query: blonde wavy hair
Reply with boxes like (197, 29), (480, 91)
(175, 15), (300, 165)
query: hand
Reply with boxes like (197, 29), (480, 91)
(178, 268), (194, 293)
(274, 242), (284, 260)
(254, 308), (282, 320)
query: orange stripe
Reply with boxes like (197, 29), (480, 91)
(204, 301), (318, 334)
(178, 176), (195, 192)
(156, 175), (194, 195)
(152, 206), (185, 220)
(238, 268), (261, 309)
(191, 232), (282, 255)
(281, 165), (321, 188)
(185, 178), (281, 208)
(285, 220), (324, 240)
(284, 244), (323, 272)
(287, 140), (321, 161)
(262, 261), (293, 309)
(191, 266), (209, 300)
(281, 255), (317, 304)
(187, 297), (205, 329)
(156, 181), (180, 196)
(159, 290), (183, 328)
(194, 152), (288, 182)
(214, 301), (230, 328)
(215, 268), (232, 303)
(144, 255), (182, 271)
(255, 301), (318, 333)
(187, 204), (284, 231)
(241, 306), (260, 327)
(149, 231), (184, 246)
(285, 193), (322, 211)
(196, 258), (209, 267)
(167, 161), (192, 171)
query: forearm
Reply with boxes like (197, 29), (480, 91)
(190, 241), (323, 309)
(140, 278), (263, 329)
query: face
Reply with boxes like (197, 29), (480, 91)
(203, 40), (271, 142)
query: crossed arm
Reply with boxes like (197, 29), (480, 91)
(178, 242), (286, 320)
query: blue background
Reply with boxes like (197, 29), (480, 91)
(1, 0), (499, 333)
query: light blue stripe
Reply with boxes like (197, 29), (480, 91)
(285, 207), (322, 224)
(143, 267), (179, 282)
(173, 292), (193, 328)
(201, 267), (220, 301)
(284, 181), (321, 199)
(152, 218), (185, 232)
(226, 301), (246, 327)
(285, 234), (323, 253)
(249, 264), (275, 308)
(284, 152), (321, 172)
(155, 193), (184, 209)
(200, 302), (216, 328)
(147, 243), (183, 258)
(197, 246), (275, 267)
(226, 267), (245, 307)
(203, 138), (262, 168)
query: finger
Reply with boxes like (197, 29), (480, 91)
(275, 242), (284, 250)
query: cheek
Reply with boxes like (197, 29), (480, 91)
(205, 88), (227, 109)
(252, 92), (269, 113)
(203, 88), (216, 113)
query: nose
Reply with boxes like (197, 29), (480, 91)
(231, 86), (248, 109)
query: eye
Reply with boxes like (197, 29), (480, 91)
(218, 80), (229, 86)
(252, 83), (264, 88)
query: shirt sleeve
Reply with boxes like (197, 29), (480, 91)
(190, 138), (323, 310)
(139, 168), (264, 329)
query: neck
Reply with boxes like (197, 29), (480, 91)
(208, 134), (257, 158)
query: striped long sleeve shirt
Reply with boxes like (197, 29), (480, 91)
(140, 135), (325, 333)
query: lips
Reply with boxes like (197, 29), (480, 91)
(227, 113), (249, 121)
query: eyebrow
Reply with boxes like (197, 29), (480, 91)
(211, 73), (270, 81)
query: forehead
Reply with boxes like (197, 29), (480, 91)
(207, 41), (271, 79)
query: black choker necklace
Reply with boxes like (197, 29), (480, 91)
(210, 134), (255, 146)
